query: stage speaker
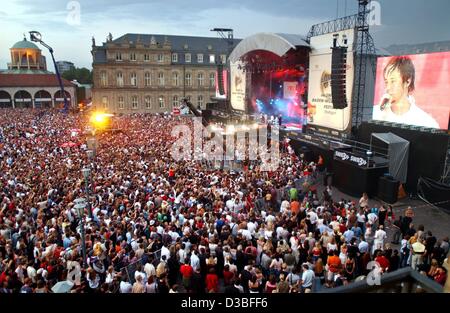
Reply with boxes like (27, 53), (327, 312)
(377, 176), (399, 204)
(217, 63), (225, 95)
(331, 47), (348, 109)
(324, 172), (333, 187)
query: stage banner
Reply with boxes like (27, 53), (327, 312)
(283, 81), (298, 99)
(307, 28), (356, 132)
(230, 61), (246, 111)
(373, 51), (450, 130)
(334, 150), (369, 168)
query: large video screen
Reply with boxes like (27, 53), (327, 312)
(307, 28), (356, 132)
(373, 51), (450, 129)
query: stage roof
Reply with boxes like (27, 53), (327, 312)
(229, 33), (310, 63)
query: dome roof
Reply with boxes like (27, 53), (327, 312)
(11, 38), (40, 50)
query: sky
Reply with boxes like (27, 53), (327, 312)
(0, 0), (449, 71)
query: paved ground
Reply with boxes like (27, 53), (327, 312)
(315, 175), (450, 247)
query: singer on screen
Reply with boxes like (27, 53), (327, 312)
(373, 56), (439, 128)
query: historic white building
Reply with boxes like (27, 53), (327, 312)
(0, 36), (76, 109)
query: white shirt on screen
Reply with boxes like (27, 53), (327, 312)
(373, 96), (439, 128)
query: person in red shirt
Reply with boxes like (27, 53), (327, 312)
(375, 251), (390, 273)
(433, 267), (447, 286)
(223, 264), (234, 286)
(180, 260), (193, 291)
(205, 268), (219, 293)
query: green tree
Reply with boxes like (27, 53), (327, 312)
(62, 67), (93, 84)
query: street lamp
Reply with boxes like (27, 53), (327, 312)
(86, 149), (94, 160)
(29, 31), (69, 113)
(81, 167), (93, 219)
(74, 198), (87, 269)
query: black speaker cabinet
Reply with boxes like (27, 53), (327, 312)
(331, 47), (348, 109)
(377, 176), (399, 204)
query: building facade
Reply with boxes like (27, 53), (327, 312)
(56, 61), (75, 74)
(91, 33), (240, 113)
(7, 37), (47, 72)
(0, 37), (76, 109)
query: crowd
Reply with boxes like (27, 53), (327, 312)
(0, 109), (448, 293)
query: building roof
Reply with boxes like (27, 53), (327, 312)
(0, 74), (75, 88)
(383, 40), (450, 56)
(229, 32), (310, 63)
(1, 69), (53, 75)
(112, 33), (241, 52)
(11, 38), (40, 50)
(92, 33), (241, 64)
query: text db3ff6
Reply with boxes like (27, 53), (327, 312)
(225, 298), (268, 308)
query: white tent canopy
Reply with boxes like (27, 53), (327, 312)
(371, 132), (410, 183)
(229, 32), (310, 63)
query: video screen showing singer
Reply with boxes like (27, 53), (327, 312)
(373, 56), (439, 128)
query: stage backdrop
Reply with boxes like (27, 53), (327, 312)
(230, 61), (246, 111)
(373, 51), (450, 130)
(307, 28), (356, 131)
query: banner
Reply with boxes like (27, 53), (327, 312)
(334, 150), (369, 168)
(283, 81), (298, 99)
(307, 28), (356, 131)
(230, 61), (246, 111)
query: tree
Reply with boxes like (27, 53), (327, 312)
(62, 67), (93, 84)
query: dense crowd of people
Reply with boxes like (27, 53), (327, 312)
(0, 109), (448, 293)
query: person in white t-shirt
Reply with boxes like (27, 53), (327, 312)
(373, 56), (439, 129)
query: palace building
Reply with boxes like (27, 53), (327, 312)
(91, 33), (240, 113)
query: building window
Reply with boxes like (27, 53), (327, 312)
(131, 96), (138, 109)
(102, 96), (108, 108)
(100, 71), (107, 87)
(209, 72), (215, 87)
(173, 72), (179, 86)
(118, 96), (124, 109)
(197, 73), (204, 87)
(115, 52), (122, 61)
(158, 72), (165, 86)
(185, 53), (191, 63)
(220, 54), (227, 64)
(145, 96), (151, 109)
(158, 96), (164, 108)
(172, 95), (179, 107)
(197, 95), (204, 108)
(186, 95), (191, 102)
(116, 71), (123, 87)
(130, 53), (136, 61)
(197, 54), (203, 63)
(185, 73), (192, 86)
(209, 54), (215, 64)
(172, 53), (178, 62)
(130, 72), (137, 86)
(144, 54), (150, 61)
(157, 54), (164, 63)
(144, 72), (151, 86)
